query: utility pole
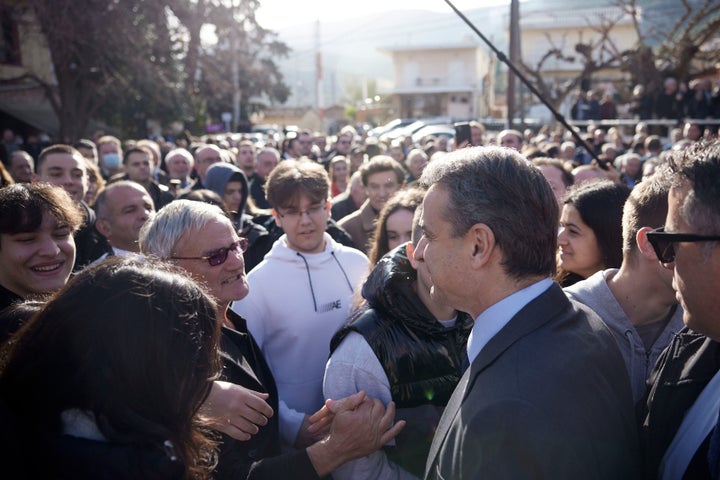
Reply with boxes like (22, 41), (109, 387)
(507, 0), (519, 129)
(231, 1), (242, 132)
(315, 19), (324, 121)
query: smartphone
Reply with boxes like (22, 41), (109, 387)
(454, 122), (472, 146)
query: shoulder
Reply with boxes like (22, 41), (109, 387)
(338, 209), (361, 227)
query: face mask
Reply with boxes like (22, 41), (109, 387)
(102, 153), (121, 169)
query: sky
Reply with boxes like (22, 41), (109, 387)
(256, 0), (504, 30)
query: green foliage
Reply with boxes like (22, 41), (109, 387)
(7, 0), (290, 139)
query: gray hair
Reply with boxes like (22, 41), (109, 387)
(166, 148), (195, 168)
(139, 200), (232, 259)
(419, 146), (558, 280)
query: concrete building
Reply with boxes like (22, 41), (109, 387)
(379, 43), (493, 120)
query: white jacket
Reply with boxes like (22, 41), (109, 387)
(232, 233), (369, 445)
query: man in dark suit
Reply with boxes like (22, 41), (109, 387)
(413, 146), (640, 479)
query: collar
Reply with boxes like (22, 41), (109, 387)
(466, 278), (553, 364)
(359, 200), (378, 231)
(111, 247), (144, 260)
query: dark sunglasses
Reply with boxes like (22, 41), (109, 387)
(646, 227), (720, 264)
(171, 238), (248, 266)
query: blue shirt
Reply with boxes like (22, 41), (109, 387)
(466, 278), (553, 364)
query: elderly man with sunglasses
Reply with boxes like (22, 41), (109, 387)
(140, 199), (403, 479)
(642, 139), (720, 480)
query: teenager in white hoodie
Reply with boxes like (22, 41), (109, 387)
(233, 159), (369, 449)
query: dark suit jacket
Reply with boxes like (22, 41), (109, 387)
(424, 283), (640, 479)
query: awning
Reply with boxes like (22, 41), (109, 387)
(0, 96), (59, 136)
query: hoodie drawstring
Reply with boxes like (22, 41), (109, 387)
(296, 251), (355, 313)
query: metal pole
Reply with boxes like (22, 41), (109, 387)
(443, 0), (599, 162)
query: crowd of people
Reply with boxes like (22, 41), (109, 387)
(571, 76), (720, 122)
(0, 114), (719, 479)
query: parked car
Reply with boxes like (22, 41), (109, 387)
(367, 118), (416, 138)
(411, 124), (455, 145)
(379, 117), (452, 143)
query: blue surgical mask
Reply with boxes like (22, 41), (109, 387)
(102, 153), (121, 169)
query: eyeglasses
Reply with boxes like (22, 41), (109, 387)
(277, 204), (326, 222)
(646, 227), (720, 264)
(171, 238), (248, 266)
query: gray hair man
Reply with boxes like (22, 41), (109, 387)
(416, 146), (639, 479)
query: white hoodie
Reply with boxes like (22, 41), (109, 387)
(232, 233), (369, 445)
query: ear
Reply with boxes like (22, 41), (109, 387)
(406, 241), (418, 270)
(468, 223), (495, 269)
(95, 218), (111, 238)
(636, 226), (658, 261)
(272, 209), (282, 229)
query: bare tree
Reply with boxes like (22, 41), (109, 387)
(516, 7), (631, 115)
(515, 0), (720, 117)
(618, 0), (720, 95)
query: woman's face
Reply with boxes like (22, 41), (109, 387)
(557, 204), (604, 279)
(0, 212), (76, 298)
(333, 161), (348, 182)
(385, 208), (414, 252)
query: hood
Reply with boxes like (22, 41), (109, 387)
(204, 162), (250, 217)
(362, 244), (469, 334)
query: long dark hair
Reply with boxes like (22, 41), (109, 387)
(368, 187), (425, 265)
(0, 258), (221, 478)
(556, 179), (630, 286)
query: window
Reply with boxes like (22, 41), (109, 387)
(0, 8), (21, 66)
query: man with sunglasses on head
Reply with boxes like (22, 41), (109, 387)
(642, 139), (720, 479)
(232, 159), (370, 451)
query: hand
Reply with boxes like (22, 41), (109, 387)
(295, 414), (327, 448)
(307, 402), (333, 437)
(201, 380), (274, 441)
(306, 391), (406, 476)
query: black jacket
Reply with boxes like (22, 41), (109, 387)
(332, 244), (472, 407)
(331, 244), (473, 476)
(641, 327), (720, 479)
(215, 311), (320, 480)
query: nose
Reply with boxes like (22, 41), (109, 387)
(557, 227), (568, 245)
(414, 236), (427, 263)
(227, 243), (246, 270)
(38, 235), (61, 257)
(298, 210), (313, 223)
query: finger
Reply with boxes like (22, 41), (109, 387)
(328, 390), (366, 414)
(378, 419), (406, 445)
(230, 415), (261, 435)
(212, 421), (252, 441)
(377, 399), (396, 431)
(241, 394), (274, 420)
(312, 421), (332, 438)
(307, 413), (333, 434)
(248, 390), (270, 400)
(238, 408), (270, 428)
(308, 403), (331, 423)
